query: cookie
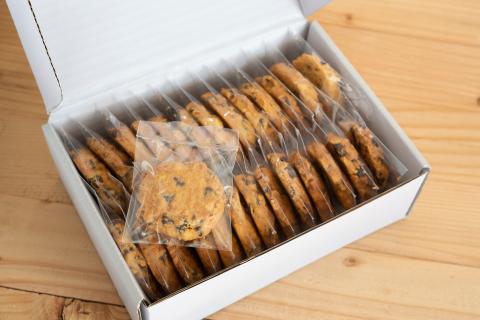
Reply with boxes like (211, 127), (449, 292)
(239, 82), (289, 132)
(292, 53), (343, 103)
(234, 174), (281, 248)
(131, 120), (172, 162)
(266, 153), (318, 228)
(289, 152), (335, 221)
(220, 88), (277, 142)
(137, 162), (225, 242)
(150, 122), (201, 162)
(186, 101), (224, 127)
(254, 166), (301, 238)
(165, 245), (205, 284)
(350, 124), (390, 189)
(270, 63), (322, 114)
(139, 243), (184, 293)
(107, 120), (152, 162)
(194, 234), (223, 275)
(201, 92), (257, 148)
(326, 133), (378, 201)
(86, 136), (133, 192)
(176, 108), (198, 125)
(307, 142), (357, 209)
(108, 220), (161, 301)
(230, 188), (264, 257)
(69, 147), (127, 215)
(210, 214), (244, 267)
(256, 75), (305, 124)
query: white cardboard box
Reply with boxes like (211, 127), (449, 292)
(7, 1), (430, 319)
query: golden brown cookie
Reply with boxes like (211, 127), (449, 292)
(307, 142), (357, 210)
(165, 245), (205, 285)
(234, 174), (281, 248)
(149, 122), (200, 162)
(289, 152), (335, 222)
(220, 88), (277, 142)
(176, 108), (198, 125)
(107, 121), (152, 162)
(350, 124), (390, 189)
(255, 75), (305, 123)
(266, 153), (318, 228)
(108, 220), (161, 301)
(254, 166), (301, 238)
(239, 82), (289, 132)
(270, 63), (322, 114)
(210, 214), (244, 267)
(69, 147), (127, 215)
(230, 188), (264, 257)
(186, 101), (224, 127)
(201, 92), (257, 148)
(137, 162), (225, 242)
(292, 53), (343, 103)
(139, 243), (184, 294)
(131, 120), (172, 162)
(326, 133), (378, 201)
(194, 234), (223, 275)
(86, 136), (133, 192)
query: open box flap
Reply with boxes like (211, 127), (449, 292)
(7, 0), (331, 113)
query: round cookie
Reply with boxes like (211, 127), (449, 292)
(137, 161), (225, 242)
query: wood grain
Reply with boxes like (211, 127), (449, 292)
(0, 0), (479, 319)
(0, 287), (129, 320)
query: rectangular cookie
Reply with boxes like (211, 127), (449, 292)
(86, 136), (134, 193)
(230, 188), (264, 257)
(254, 166), (301, 238)
(239, 82), (290, 132)
(270, 62), (322, 114)
(234, 174), (281, 248)
(221, 87), (278, 142)
(351, 123), (391, 189)
(289, 152), (335, 222)
(255, 75), (305, 124)
(139, 243), (184, 294)
(108, 220), (162, 301)
(201, 92), (257, 148)
(307, 142), (357, 210)
(266, 153), (318, 228)
(292, 53), (343, 103)
(326, 133), (379, 201)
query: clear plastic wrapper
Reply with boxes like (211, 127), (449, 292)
(60, 130), (164, 300)
(233, 149), (281, 248)
(274, 32), (408, 188)
(202, 65), (279, 144)
(73, 120), (134, 193)
(126, 121), (239, 250)
(182, 72), (258, 149)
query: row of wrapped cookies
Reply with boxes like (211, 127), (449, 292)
(58, 33), (406, 302)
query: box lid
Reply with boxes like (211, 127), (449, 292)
(7, 0), (331, 113)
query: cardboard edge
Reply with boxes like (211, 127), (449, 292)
(42, 123), (145, 320)
(298, 0), (332, 16)
(6, 0), (62, 111)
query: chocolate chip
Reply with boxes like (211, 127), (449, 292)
(173, 176), (185, 187)
(163, 194), (175, 203)
(333, 143), (346, 157)
(355, 166), (367, 178)
(204, 186), (214, 197)
(161, 215), (174, 225)
(286, 165), (297, 178)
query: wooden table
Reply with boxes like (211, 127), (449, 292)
(1, 0), (479, 319)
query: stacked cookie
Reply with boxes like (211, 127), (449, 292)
(61, 50), (402, 302)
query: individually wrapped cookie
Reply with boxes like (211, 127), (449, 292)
(246, 145), (302, 238)
(275, 33), (408, 188)
(233, 149), (281, 248)
(125, 121), (239, 251)
(101, 108), (153, 163)
(60, 129), (129, 216)
(60, 129), (163, 300)
(73, 120), (134, 193)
